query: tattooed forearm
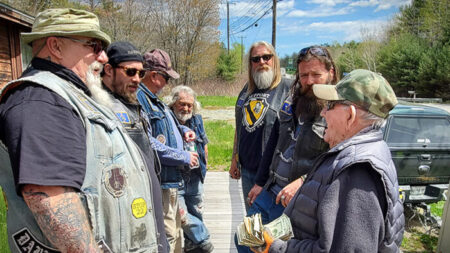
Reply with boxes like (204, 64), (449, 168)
(22, 185), (99, 253)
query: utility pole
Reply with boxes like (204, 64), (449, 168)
(272, 0), (277, 48)
(227, 0), (230, 54)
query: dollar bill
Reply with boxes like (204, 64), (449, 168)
(236, 213), (293, 247)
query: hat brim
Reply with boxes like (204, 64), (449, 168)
(165, 69), (180, 79)
(312, 84), (343, 101)
(21, 30), (111, 46)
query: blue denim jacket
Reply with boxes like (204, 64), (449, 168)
(184, 114), (209, 182)
(137, 83), (186, 189)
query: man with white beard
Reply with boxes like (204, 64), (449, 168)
(0, 9), (166, 252)
(229, 41), (292, 212)
(168, 85), (213, 253)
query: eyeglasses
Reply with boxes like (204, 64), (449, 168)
(250, 54), (273, 63)
(157, 72), (170, 82)
(116, 66), (147, 78)
(326, 101), (348, 111)
(58, 36), (105, 55)
(298, 46), (329, 59)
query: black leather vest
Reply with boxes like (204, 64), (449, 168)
(264, 97), (329, 189)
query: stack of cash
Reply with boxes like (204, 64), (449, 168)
(236, 213), (293, 247)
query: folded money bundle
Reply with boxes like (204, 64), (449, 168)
(236, 213), (293, 247)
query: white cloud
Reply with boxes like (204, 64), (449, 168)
(305, 0), (351, 7)
(287, 5), (353, 18)
(278, 0), (295, 10)
(220, 1), (274, 19)
(278, 0), (295, 16)
(349, 0), (411, 12)
(279, 19), (389, 42)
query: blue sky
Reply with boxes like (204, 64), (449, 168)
(219, 0), (411, 57)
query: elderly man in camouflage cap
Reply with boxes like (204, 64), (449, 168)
(0, 8), (167, 253)
(253, 69), (405, 253)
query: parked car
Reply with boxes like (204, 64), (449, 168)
(382, 103), (450, 204)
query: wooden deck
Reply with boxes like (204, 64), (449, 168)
(203, 172), (245, 253)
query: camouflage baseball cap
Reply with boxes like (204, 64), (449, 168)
(21, 8), (111, 46)
(312, 69), (398, 118)
(143, 49), (180, 79)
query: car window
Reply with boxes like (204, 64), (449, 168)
(386, 116), (450, 145)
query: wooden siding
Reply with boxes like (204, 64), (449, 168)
(0, 19), (12, 89)
(0, 4), (32, 90)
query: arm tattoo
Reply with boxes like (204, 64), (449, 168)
(22, 186), (99, 252)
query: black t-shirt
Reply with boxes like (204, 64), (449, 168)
(0, 58), (87, 192)
(239, 87), (277, 172)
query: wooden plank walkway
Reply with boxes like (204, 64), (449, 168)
(203, 172), (245, 253)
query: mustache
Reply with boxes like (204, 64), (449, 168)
(257, 65), (271, 71)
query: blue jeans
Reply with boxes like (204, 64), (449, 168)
(178, 173), (210, 249)
(235, 189), (285, 253)
(241, 168), (256, 212)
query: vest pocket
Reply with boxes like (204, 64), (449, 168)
(80, 192), (102, 242)
(88, 122), (126, 160)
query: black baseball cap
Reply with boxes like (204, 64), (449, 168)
(106, 41), (143, 66)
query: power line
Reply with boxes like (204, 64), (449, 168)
(229, 0), (261, 28)
(229, 0), (268, 31)
(231, 1), (272, 35)
(230, 0), (271, 32)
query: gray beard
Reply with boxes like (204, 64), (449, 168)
(252, 68), (274, 90)
(86, 61), (113, 108)
(174, 110), (192, 124)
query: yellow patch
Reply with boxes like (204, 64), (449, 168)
(132, 198), (147, 219)
(243, 97), (269, 132)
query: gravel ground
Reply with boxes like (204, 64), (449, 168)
(199, 107), (235, 122)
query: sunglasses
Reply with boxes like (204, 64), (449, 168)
(326, 101), (347, 111)
(298, 46), (329, 58)
(58, 36), (105, 55)
(157, 72), (170, 82)
(250, 54), (273, 63)
(116, 66), (147, 78)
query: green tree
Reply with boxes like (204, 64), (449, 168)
(333, 41), (364, 75)
(380, 0), (450, 99)
(377, 33), (426, 97)
(416, 43), (450, 99)
(216, 43), (242, 81)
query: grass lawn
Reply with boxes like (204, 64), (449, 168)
(401, 201), (444, 252)
(205, 120), (234, 171)
(1, 187), (9, 252)
(198, 96), (237, 108)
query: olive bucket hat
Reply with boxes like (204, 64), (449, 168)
(312, 69), (398, 118)
(21, 8), (111, 46)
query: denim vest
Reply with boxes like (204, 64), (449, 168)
(235, 78), (291, 167)
(184, 114), (208, 183)
(137, 83), (183, 189)
(264, 97), (329, 190)
(285, 127), (405, 252)
(1, 72), (159, 253)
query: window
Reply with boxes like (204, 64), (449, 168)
(386, 116), (450, 145)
